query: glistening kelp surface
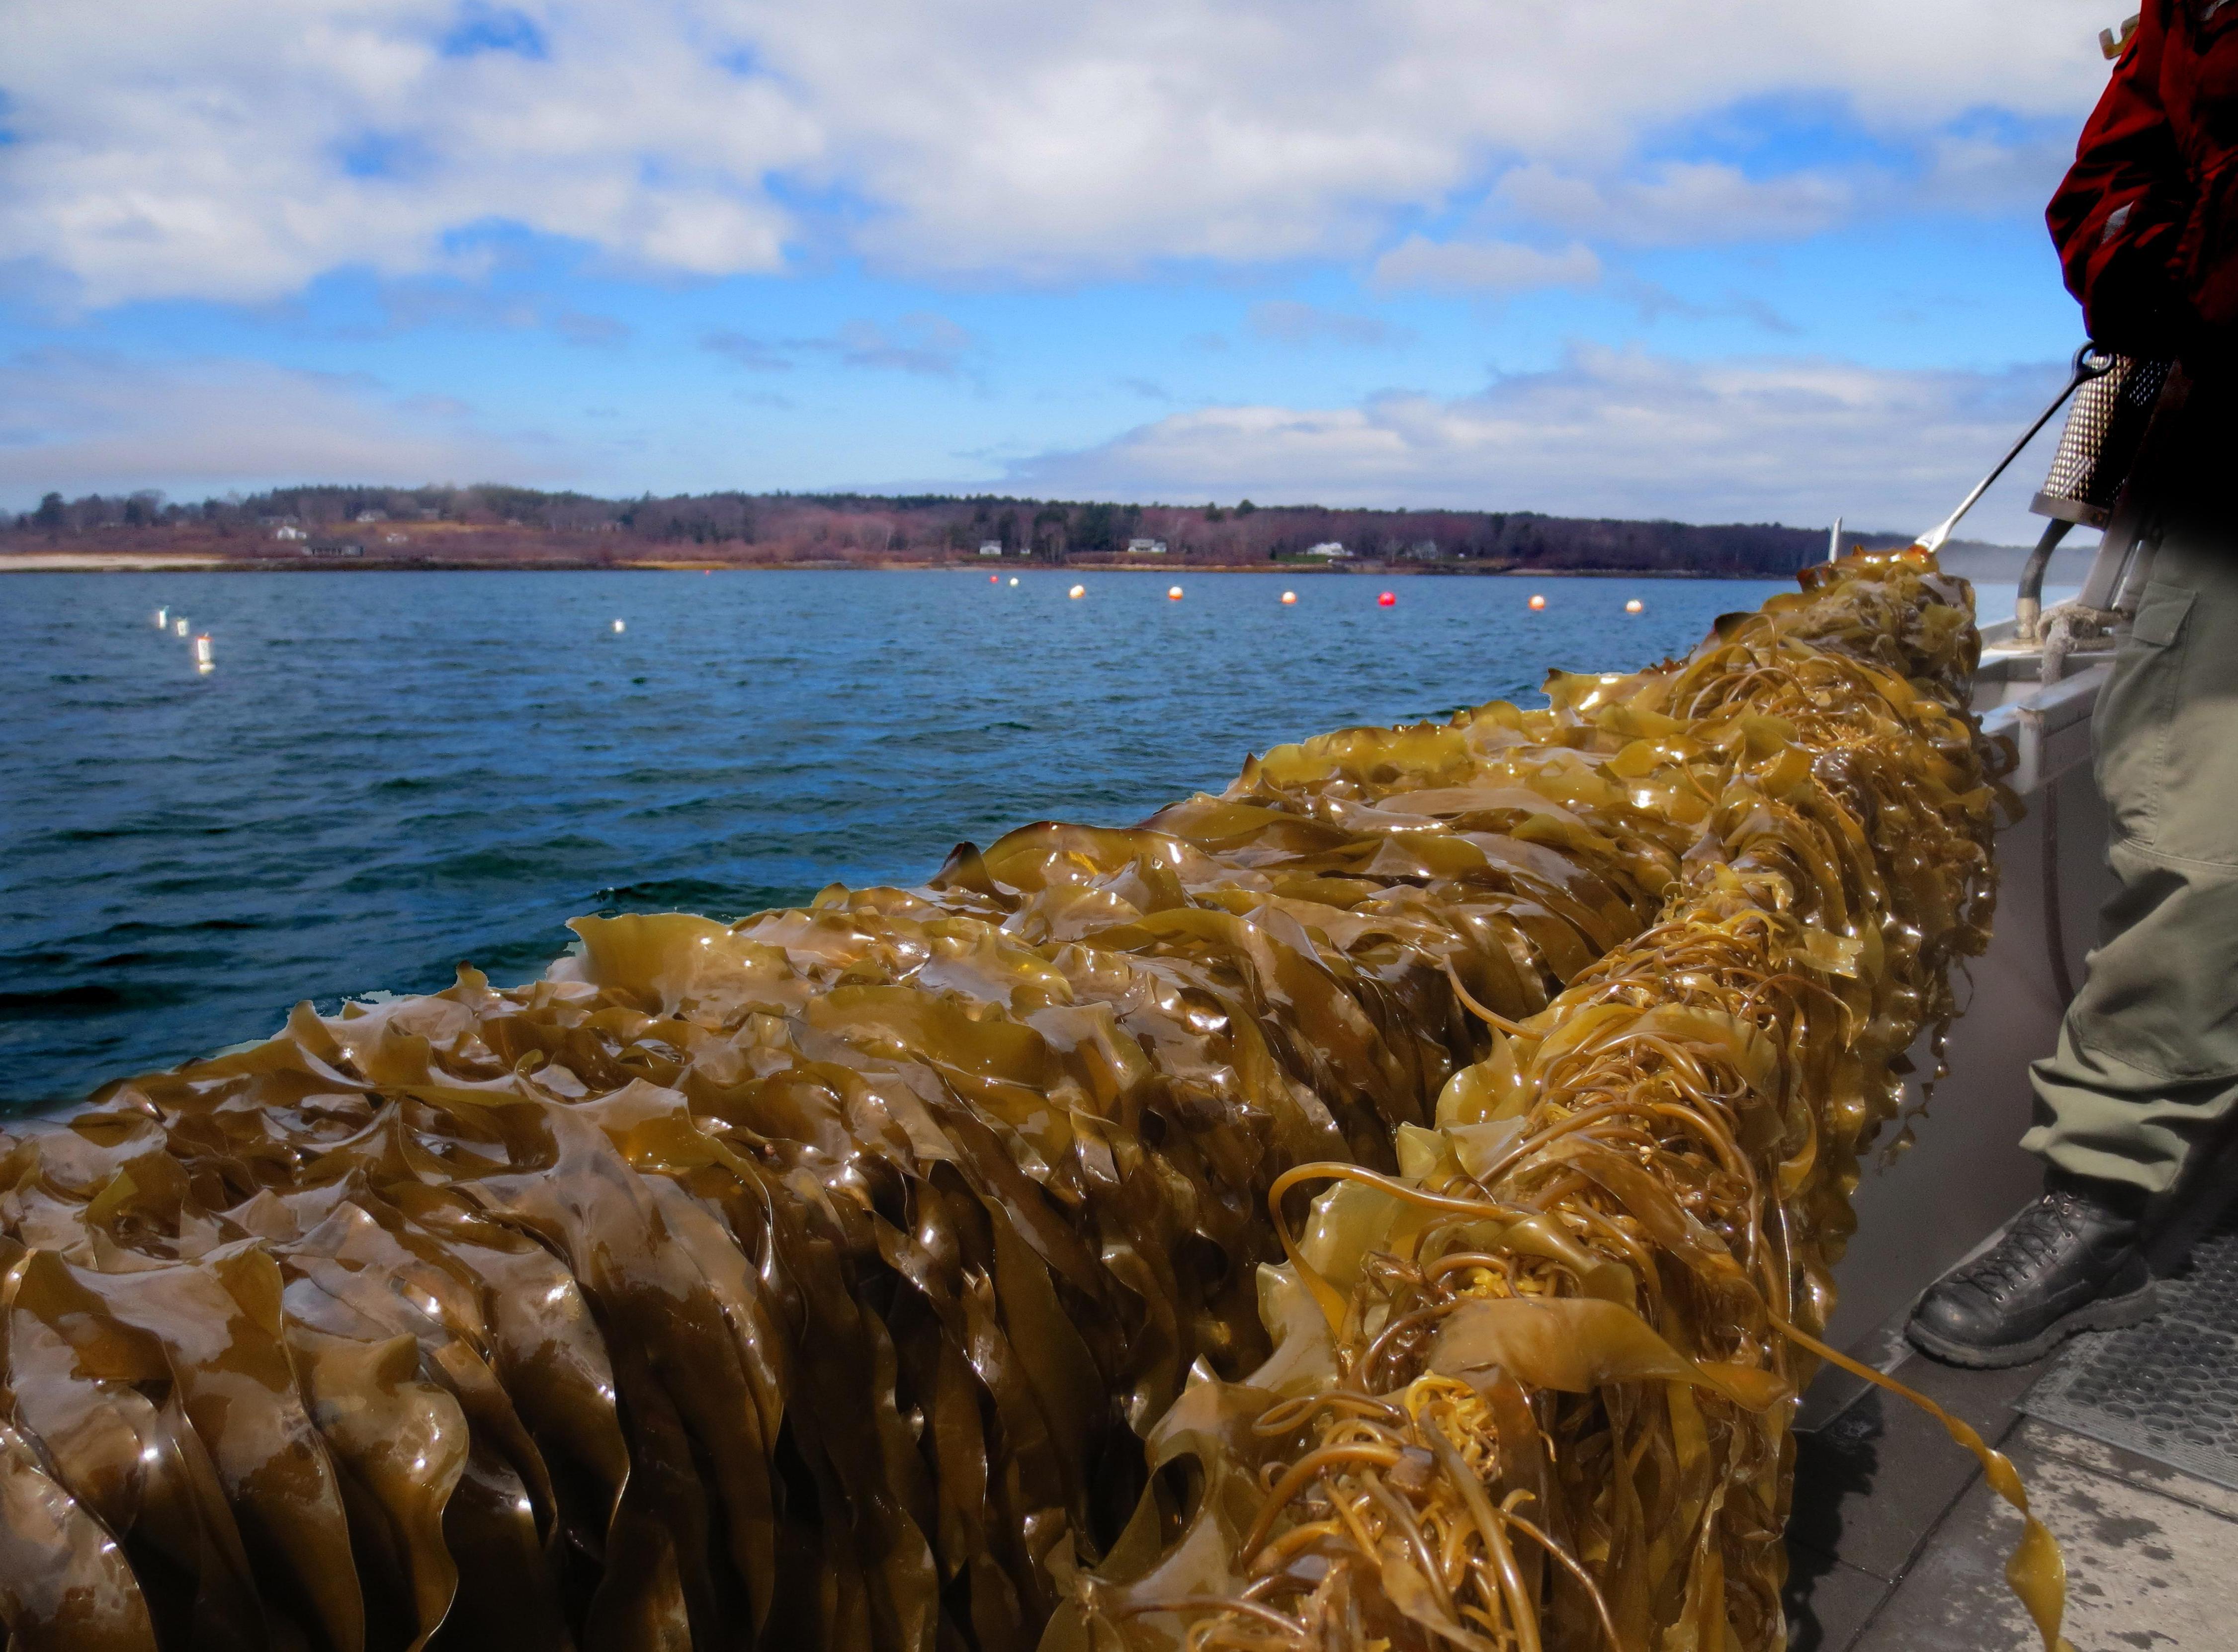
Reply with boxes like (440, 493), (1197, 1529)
(1047, 555), (2066, 1652)
(0, 554), (2029, 1652)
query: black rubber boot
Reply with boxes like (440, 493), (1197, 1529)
(1907, 1172), (2158, 1368)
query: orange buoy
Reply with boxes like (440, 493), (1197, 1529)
(989, 574), (999, 583)
(1625, 598), (1643, 614)
(1168, 585), (1184, 600)
(1280, 590), (1297, 605)
(1529, 594), (1547, 611)
(1377, 591), (1396, 607)
(1068, 584), (1085, 599)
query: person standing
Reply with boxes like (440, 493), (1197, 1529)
(1910, 1), (2238, 1367)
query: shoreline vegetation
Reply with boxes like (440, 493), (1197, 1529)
(2, 481), (1992, 577)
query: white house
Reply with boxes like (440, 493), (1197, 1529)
(978, 541), (1004, 556)
(1304, 542), (1349, 558)
(272, 525), (307, 541)
(1125, 538), (1168, 555)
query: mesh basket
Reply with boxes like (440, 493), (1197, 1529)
(2031, 353), (2171, 527)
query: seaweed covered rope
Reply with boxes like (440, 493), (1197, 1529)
(0, 553), (1996, 1652)
(1049, 553), (2059, 1652)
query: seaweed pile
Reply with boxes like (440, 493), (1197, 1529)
(1048, 555), (2067, 1652)
(0, 553), (2023, 1652)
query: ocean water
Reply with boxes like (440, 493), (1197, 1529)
(0, 567), (1793, 1112)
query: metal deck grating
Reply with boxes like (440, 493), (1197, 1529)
(2022, 1195), (2238, 1491)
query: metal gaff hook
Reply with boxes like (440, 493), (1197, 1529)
(1916, 343), (2116, 556)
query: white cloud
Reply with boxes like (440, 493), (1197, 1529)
(0, 2), (2119, 303)
(1006, 344), (2071, 541)
(1371, 236), (1601, 294)
(0, 349), (554, 503)
(0, 2), (812, 306)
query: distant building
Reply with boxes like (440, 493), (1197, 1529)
(383, 532), (408, 544)
(1403, 538), (1441, 560)
(272, 525), (307, 541)
(304, 540), (364, 558)
(1125, 538), (1168, 555)
(1304, 542), (1349, 558)
(978, 541), (1003, 556)
(354, 509), (387, 523)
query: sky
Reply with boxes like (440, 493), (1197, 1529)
(0, 1), (2133, 540)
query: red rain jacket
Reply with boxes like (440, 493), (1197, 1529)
(2049, 1), (2238, 361)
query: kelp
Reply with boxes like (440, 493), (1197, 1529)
(0, 551), (2025, 1652)
(1048, 554), (2064, 1652)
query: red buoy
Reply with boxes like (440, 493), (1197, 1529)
(1377, 591), (1396, 607)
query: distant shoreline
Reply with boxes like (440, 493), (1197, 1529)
(21, 485), (2039, 581)
(0, 551), (1814, 578)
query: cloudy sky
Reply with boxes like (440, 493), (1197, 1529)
(0, 2), (2127, 537)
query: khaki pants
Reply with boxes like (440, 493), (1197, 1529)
(2025, 532), (2238, 1196)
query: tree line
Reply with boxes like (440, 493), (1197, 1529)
(6, 484), (1877, 575)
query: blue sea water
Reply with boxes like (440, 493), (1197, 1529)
(0, 568), (1794, 1113)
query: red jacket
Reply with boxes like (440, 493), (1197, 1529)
(2049, 1), (2238, 359)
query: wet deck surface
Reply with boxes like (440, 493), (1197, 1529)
(1785, 1340), (2237, 1650)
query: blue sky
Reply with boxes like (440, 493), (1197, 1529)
(0, 2), (2128, 539)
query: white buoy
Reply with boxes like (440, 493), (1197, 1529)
(1068, 584), (1085, 599)
(1008, 577), (1019, 587)
(612, 619), (626, 633)
(1167, 585), (1184, 601)
(1625, 598), (1643, 614)
(192, 634), (213, 673)
(174, 618), (190, 636)
(1280, 590), (1297, 605)
(154, 607), (168, 628)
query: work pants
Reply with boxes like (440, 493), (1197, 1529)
(2025, 531), (2238, 1196)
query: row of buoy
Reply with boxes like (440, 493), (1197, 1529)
(152, 607), (214, 673)
(980, 584), (1647, 613)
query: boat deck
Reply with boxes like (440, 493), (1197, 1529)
(1786, 1342), (2237, 1650)
(1787, 1183), (2238, 1652)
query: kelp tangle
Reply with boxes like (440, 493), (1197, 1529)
(0, 552), (2050, 1652)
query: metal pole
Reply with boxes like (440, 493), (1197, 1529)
(1916, 345), (2113, 554)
